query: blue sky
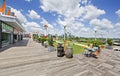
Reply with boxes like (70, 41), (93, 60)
(6, 0), (120, 38)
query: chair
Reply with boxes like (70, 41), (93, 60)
(84, 47), (92, 57)
(91, 47), (101, 58)
(84, 47), (100, 58)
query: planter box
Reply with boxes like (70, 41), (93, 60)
(65, 47), (73, 58)
(41, 41), (44, 46)
(48, 46), (55, 52)
(44, 44), (48, 48)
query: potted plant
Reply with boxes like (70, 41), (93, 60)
(41, 37), (47, 46)
(33, 34), (39, 41)
(38, 37), (42, 43)
(107, 39), (113, 46)
(90, 40), (102, 52)
(65, 47), (73, 58)
(44, 40), (48, 48)
(106, 39), (113, 49)
(48, 36), (55, 52)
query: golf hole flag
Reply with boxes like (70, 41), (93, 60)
(0, 0), (6, 14)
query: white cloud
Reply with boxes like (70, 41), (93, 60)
(30, 27), (42, 33)
(113, 23), (120, 38)
(28, 10), (40, 19)
(40, 0), (105, 20)
(83, 5), (105, 20)
(26, 22), (43, 33)
(40, 0), (107, 37)
(90, 18), (113, 30)
(57, 17), (93, 37)
(116, 9), (120, 17)
(25, 0), (32, 2)
(81, 0), (88, 5)
(11, 8), (27, 24)
(40, 0), (85, 18)
(41, 18), (54, 28)
(11, 8), (43, 33)
(26, 22), (40, 28)
(88, 18), (120, 38)
(115, 23), (120, 27)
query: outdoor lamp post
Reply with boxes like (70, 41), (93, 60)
(95, 30), (96, 40)
(64, 25), (67, 52)
(106, 31), (109, 45)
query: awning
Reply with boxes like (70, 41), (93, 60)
(0, 13), (25, 32)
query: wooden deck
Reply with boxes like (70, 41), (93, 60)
(0, 38), (120, 76)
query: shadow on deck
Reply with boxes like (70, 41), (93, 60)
(0, 38), (29, 52)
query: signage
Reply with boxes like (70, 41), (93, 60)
(2, 22), (13, 33)
(14, 28), (18, 34)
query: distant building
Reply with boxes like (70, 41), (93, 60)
(113, 39), (120, 46)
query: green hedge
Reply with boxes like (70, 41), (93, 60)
(107, 39), (113, 46)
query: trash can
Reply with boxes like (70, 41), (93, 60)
(57, 44), (64, 57)
(41, 41), (44, 46)
(65, 47), (73, 58)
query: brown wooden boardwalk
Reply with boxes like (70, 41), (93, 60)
(0, 38), (120, 76)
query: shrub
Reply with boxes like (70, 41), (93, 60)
(38, 38), (42, 43)
(87, 40), (103, 47)
(92, 40), (103, 47)
(41, 37), (47, 42)
(33, 34), (39, 41)
(107, 39), (113, 46)
(87, 39), (92, 46)
(48, 36), (54, 46)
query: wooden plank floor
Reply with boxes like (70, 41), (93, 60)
(0, 38), (120, 76)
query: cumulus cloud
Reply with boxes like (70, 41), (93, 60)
(25, 0), (32, 2)
(40, 0), (85, 18)
(90, 18), (113, 30)
(11, 8), (42, 33)
(25, 21), (43, 33)
(40, 0), (105, 19)
(41, 18), (54, 28)
(30, 27), (42, 33)
(28, 10), (40, 19)
(40, 0), (107, 37)
(81, 0), (89, 5)
(57, 17), (94, 37)
(83, 5), (105, 20)
(39, 18), (59, 35)
(11, 8), (27, 24)
(116, 9), (120, 17)
(115, 23), (120, 27)
(26, 22), (40, 28)
(88, 18), (120, 38)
